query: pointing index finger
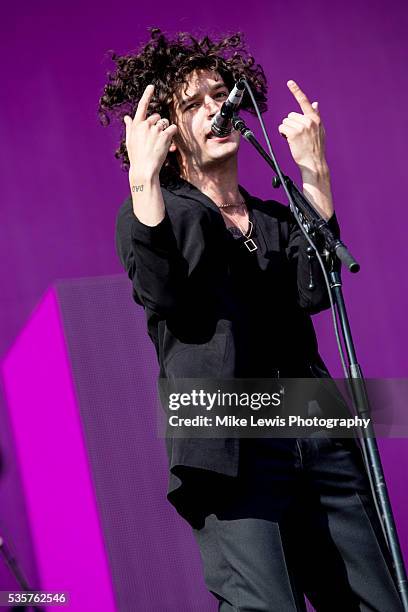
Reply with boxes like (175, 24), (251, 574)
(134, 84), (155, 122)
(287, 80), (314, 115)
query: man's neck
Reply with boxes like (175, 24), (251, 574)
(181, 157), (242, 206)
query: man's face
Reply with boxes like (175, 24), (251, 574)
(170, 69), (240, 174)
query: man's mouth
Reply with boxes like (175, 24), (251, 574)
(206, 132), (231, 141)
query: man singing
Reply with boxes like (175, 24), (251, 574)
(99, 28), (402, 611)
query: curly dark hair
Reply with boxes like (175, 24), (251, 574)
(98, 27), (268, 185)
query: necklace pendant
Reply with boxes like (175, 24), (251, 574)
(244, 238), (257, 252)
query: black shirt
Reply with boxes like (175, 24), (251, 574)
(115, 176), (340, 524)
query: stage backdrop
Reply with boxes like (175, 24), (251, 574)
(1, 0), (407, 604)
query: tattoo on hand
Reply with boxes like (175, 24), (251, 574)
(131, 184), (144, 193)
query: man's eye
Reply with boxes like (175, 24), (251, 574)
(185, 102), (199, 111)
(216, 92), (228, 99)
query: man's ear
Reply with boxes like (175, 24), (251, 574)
(169, 140), (177, 153)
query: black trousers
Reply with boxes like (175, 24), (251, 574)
(192, 436), (403, 611)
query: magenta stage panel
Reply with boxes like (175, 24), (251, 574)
(2, 276), (215, 611)
(2, 287), (117, 611)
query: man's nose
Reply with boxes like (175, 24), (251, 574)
(204, 95), (220, 117)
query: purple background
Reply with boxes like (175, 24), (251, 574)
(1, 0), (407, 373)
(1, 0), (407, 605)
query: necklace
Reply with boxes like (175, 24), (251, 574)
(237, 219), (258, 252)
(227, 219), (258, 252)
(216, 200), (246, 209)
(217, 197), (258, 252)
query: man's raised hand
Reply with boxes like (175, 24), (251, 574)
(279, 80), (334, 220)
(278, 80), (326, 173)
(123, 84), (178, 180)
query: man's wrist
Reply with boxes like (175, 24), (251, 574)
(300, 160), (330, 186)
(129, 170), (159, 193)
(128, 170), (165, 227)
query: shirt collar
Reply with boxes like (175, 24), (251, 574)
(163, 175), (254, 213)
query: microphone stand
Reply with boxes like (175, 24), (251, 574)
(0, 535), (44, 612)
(232, 115), (408, 610)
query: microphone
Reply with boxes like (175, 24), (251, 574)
(211, 80), (246, 137)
